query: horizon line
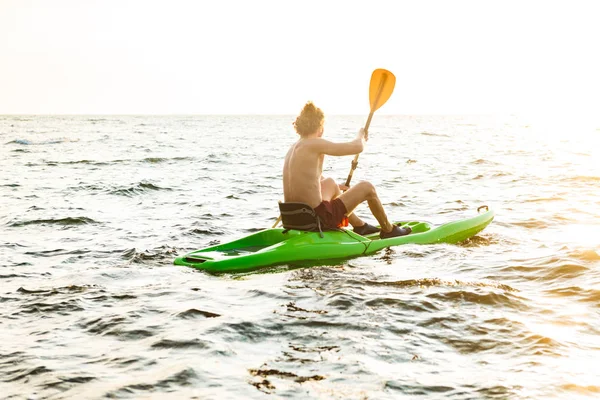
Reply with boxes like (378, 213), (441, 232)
(0, 112), (519, 117)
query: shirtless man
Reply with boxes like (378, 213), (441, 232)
(282, 101), (411, 239)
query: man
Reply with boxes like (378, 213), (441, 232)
(282, 101), (411, 239)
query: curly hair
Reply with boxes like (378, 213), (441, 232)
(293, 101), (324, 136)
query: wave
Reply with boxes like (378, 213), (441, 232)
(423, 315), (565, 358)
(184, 227), (225, 236)
(121, 245), (178, 263)
(2, 364), (53, 383)
(365, 278), (517, 292)
(543, 263), (589, 280)
(65, 180), (173, 197)
(105, 368), (198, 397)
(176, 308), (221, 319)
(427, 290), (527, 310)
(560, 384), (600, 394)
(1, 273), (27, 279)
(24, 248), (91, 257)
(47, 159), (110, 166)
(70, 182), (169, 195)
(562, 175), (600, 184)
(568, 249), (600, 261)
(38, 156), (193, 166)
(128, 156), (193, 164)
(545, 286), (600, 303)
(6, 138), (79, 145)
(80, 314), (124, 335)
(142, 157), (187, 163)
(550, 214), (576, 223)
(17, 285), (93, 296)
(249, 368), (324, 387)
(8, 217), (97, 227)
(110, 182), (172, 196)
(460, 234), (496, 247)
(420, 132), (450, 137)
(12, 298), (85, 316)
(511, 219), (549, 229)
(470, 158), (500, 165)
(385, 382), (456, 396)
(150, 339), (208, 350)
(524, 196), (565, 203)
(7, 139), (33, 145)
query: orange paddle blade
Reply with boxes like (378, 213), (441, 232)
(369, 69), (396, 112)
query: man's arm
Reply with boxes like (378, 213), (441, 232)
(309, 129), (367, 156)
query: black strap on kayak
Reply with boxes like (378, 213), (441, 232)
(278, 202), (326, 238)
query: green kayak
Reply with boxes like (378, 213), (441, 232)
(174, 206), (494, 273)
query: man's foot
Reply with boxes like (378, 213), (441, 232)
(380, 224), (412, 239)
(353, 223), (380, 236)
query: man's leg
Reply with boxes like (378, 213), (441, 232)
(337, 181), (394, 233)
(320, 178), (365, 227)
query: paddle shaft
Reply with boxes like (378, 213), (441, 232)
(344, 111), (374, 187)
(272, 215), (281, 228)
(343, 71), (388, 187)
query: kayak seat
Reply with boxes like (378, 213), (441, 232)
(278, 202), (337, 238)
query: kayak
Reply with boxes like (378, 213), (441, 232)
(174, 206), (494, 273)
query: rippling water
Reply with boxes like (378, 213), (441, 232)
(1, 115), (599, 399)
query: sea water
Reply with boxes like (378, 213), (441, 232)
(1, 115), (599, 399)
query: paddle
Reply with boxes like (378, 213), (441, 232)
(272, 68), (396, 228)
(344, 68), (396, 187)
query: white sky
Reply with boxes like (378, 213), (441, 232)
(0, 0), (598, 116)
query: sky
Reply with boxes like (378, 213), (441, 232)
(0, 0), (599, 118)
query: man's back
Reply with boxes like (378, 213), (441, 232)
(282, 139), (323, 208)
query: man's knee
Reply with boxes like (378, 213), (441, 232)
(357, 181), (376, 198)
(321, 178), (338, 192)
(323, 177), (336, 187)
(322, 177), (341, 198)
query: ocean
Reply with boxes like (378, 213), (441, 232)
(1, 114), (599, 399)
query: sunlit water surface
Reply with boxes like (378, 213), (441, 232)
(1, 115), (599, 399)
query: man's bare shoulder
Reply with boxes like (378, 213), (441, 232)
(298, 137), (334, 152)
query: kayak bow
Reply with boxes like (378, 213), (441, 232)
(174, 206), (494, 273)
